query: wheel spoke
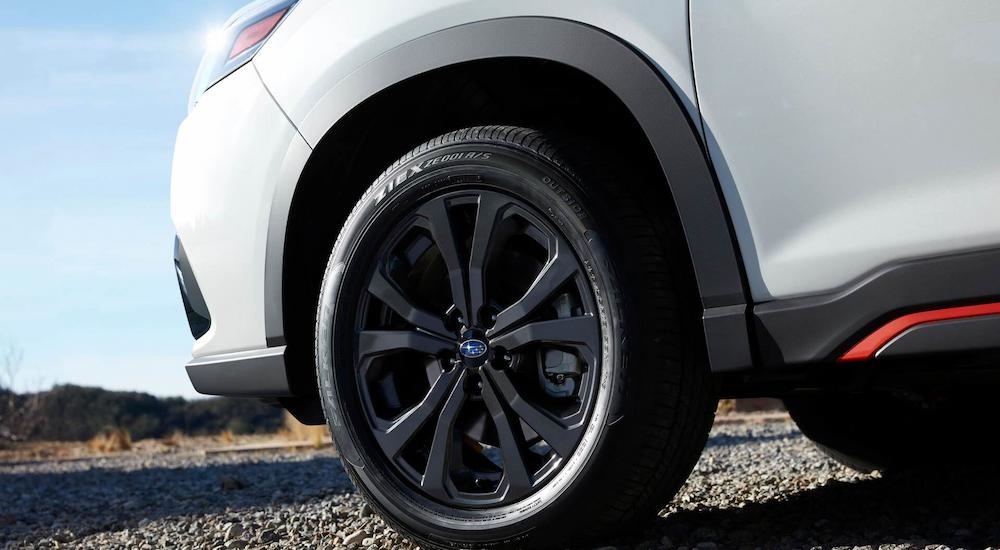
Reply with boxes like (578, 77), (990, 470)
(483, 368), (581, 457)
(417, 199), (469, 321)
(481, 373), (532, 495)
(358, 330), (453, 358)
(421, 370), (468, 498)
(368, 270), (451, 337)
(468, 193), (511, 323)
(488, 249), (579, 336)
(489, 315), (600, 358)
(375, 368), (462, 459)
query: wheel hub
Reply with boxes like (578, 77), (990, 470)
(458, 329), (490, 368)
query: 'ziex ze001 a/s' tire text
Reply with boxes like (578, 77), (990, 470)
(313, 127), (716, 549)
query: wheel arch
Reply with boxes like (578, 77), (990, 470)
(268, 17), (753, 401)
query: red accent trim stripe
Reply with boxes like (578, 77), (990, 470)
(839, 302), (1000, 362)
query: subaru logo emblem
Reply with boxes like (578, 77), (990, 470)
(459, 339), (488, 359)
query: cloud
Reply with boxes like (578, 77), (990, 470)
(0, 27), (202, 119)
(49, 68), (191, 90)
(0, 28), (203, 56)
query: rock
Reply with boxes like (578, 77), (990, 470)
(225, 524), (244, 541)
(260, 529), (280, 543)
(343, 530), (367, 546)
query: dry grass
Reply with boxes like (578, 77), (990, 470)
(281, 412), (329, 448)
(218, 429), (235, 444)
(717, 398), (785, 416)
(1, 432), (335, 463)
(716, 399), (738, 415)
(161, 430), (185, 447)
(87, 427), (133, 453)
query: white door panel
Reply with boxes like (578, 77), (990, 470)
(692, 1), (1000, 300)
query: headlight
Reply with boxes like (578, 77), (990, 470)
(188, 0), (298, 111)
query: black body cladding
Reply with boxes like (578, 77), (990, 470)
(755, 248), (1000, 365)
(174, 238), (211, 340)
(263, 17), (755, 374)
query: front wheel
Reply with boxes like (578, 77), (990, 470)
(315, 126), (715, 548)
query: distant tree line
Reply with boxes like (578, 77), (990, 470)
(1, 384), (284, 442)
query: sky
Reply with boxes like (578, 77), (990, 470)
(0, 1), (250, 398)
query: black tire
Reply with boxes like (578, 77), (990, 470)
(315, 126), (715, 549)
(785, 390), (997, 473)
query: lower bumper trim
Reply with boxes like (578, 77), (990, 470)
(186, 346), (292, 397)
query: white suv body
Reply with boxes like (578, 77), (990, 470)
(171, 2), (1000, 546)
(174, 1), (1000, 361)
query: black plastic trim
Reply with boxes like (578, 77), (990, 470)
(704, 305), (753, 372)
(265, 17), (753, 373)
(174, 237), (211, 340)
(877, 314), (1000, 358)
(186, 346), (292, 397)
(754, 248), (1000, 365)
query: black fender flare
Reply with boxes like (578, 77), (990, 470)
(265, 17), (753, 373)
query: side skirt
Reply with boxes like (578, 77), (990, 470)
(754, 248), (1000, 366)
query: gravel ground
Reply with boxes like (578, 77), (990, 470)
(2, 419), (998, 550)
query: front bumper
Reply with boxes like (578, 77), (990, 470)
(176, 236), (293, 397)
(170, 62), (311, 395)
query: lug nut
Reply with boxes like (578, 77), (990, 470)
(446, 308), (466, 332)
(464, 373), (483, 393)
(491, 351), (513, 370)
(480, 307), (500, 328)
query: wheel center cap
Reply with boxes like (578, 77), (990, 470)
(458, 330), (490, 367)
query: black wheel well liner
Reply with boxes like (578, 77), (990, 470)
(273, 18), (752, 400)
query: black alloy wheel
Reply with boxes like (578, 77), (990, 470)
(356, 188), (601, 506)
(315, 126), (715, 549)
